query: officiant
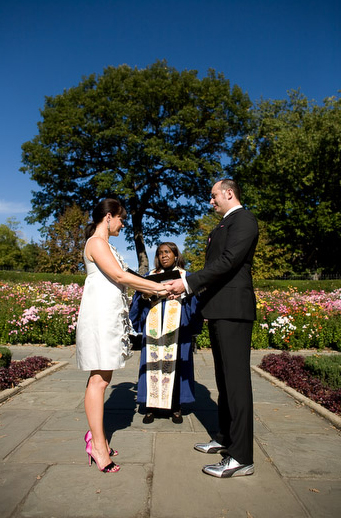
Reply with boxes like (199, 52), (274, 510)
(129, 242), (203, 424)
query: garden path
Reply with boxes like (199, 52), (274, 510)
(0, 345), (340, 518)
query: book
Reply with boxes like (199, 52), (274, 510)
(127, 268), (181, 283)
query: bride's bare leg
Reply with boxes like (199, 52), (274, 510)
(85, 370), (113, 468)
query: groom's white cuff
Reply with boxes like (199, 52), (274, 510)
(181, 275), (192, 295)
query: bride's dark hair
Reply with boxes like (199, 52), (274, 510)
(85, 198), (127, 239)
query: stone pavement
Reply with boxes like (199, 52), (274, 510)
(0, 345), (340, 518)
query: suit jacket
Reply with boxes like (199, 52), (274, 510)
(187, 208), (258, 320)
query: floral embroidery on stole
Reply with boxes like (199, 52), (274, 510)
(145, 268), (184, 409)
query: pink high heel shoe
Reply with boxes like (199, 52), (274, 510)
(85, 440), (120, 473)
(84, 430), (118, 456)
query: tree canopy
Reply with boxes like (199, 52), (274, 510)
(233, 90), (341, 274)
(21, 60), (251, 272)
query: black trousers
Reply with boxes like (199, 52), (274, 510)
(208, 319), (254, 465)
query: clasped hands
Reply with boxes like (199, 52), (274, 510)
(158, 278), (185, 300)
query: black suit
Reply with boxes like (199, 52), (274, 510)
(187, 207), (258, 465)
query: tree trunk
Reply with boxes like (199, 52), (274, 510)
(132, 220), (150, 274)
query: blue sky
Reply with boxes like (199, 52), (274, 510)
(1, 0), (340, 269)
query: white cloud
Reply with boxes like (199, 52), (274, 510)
(0, 200), (30, 214)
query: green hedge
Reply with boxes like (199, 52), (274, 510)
(0, 270), (86, 286)
(255, 279), (341, 292)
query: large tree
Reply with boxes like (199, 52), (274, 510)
(21, 61), (251, 272)
(233, 90), (341, 274)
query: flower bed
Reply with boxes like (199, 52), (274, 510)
(0, 356), (52, 390)
(0, 281), (83, 346)
(259, 352), (341, 415)
(0, 282), (340, 350)
(253, 288), (341, 351)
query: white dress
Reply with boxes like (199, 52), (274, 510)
(76, 238), (133, 371)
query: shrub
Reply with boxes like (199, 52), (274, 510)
(251, 321), (270, 349)
(0, 346), (12, 368)
(259, 352), (341, 414)
(0, 356), (52, 390)
(304, 354), (341, 390)
(195, 321), (211, 349)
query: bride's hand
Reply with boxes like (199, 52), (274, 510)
(156, 285), (169, 297)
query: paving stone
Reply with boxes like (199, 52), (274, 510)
(151, 434), (308, 518)
(0, 409), (52, 459)
(0, 462), (48, 518)
(18, 464), (149, 518)
(286, 478), (341, 518)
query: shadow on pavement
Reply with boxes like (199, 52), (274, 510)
(187, 380), (219, 435)
(103, 381), (137, 440)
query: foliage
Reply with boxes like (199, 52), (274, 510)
(20, 242), (42, 271)
(259, 352), (341, 415)
(0, 220), (42, 272)
(37, 205), (89, 274)
(20, 60), (252, 272)
(0, 356), (52, 390)
(183, 211), (220, 271)
(252, 220), (292, 279)
(183, 211), (293, 278)
(0, 223), (22, 270)
(0, 346), (12, 368)
(0, 281), (83, 346)
(235, 90), (341, 274)
(195, 321), (210, 348)
(304, 354), (341, 390)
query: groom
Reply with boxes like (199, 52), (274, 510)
(166, 178), (258, 478)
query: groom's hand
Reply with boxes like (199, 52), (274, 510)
(165, 279), (185, 297)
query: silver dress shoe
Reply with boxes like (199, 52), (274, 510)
(194, 440), (227, 454)
(203, 456), (254, 478)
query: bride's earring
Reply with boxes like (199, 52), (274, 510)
(107, 217), (110, 231)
